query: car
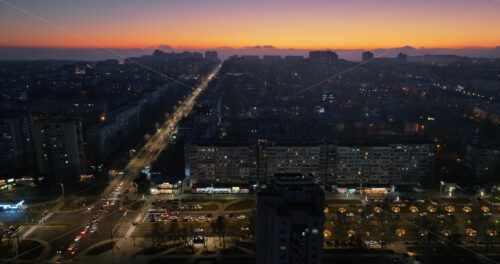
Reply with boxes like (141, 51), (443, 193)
(68, 243), (76, 251)
(240, 227), (250, 231)
(237, 215), (246, 220)
(392, 257), (402, 264)
(172, 211), (180, 215)
(124, 189), (129, 193)
(194, 228), (204, 233)
(183, 216), (193, 222)
(80, 229), (86, 235)
(197, 216), (206, 222)
(74, 235), (81, 242)
(56, 258), (63, 264)
(119, 207), (124, 211)
(85, 224), (91, 230)
(193, 236), (204, 244)
(90, 225), (98, 233)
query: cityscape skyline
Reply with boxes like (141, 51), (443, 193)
(1, 0), (500, 263)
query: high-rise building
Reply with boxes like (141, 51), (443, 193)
(257, 176), (325, 264)
(309, 51), (338, 65)
(264, 146), (321, 182)
(0, 113), (33, 169)
(32, 118), (85, 184)
(185, 142), (437, 186)
(185, 145), (252, 185)
(332, 143), (436, 185)
(263, 55), (283, 65)
(204, 50), (218, 62)
(362, 51), (374, 62)
(466, 144), (500, 179)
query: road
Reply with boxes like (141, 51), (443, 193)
(9, 63), (221, 263)
(125, 63), (221, 173)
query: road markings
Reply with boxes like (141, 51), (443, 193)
(21, 226), (36, 239)
(125, 212), (144, 238)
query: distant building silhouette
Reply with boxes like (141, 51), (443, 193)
(204, 50), (218, 62)
(309, 51), (338, 65)
(362, 51), (374, 62)
(257, 175), (325, 264)
(397, 52), (407, 62)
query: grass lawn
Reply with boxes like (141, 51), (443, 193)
(149, 259), (190, 264)
(224, 200), (256, 211)
(166, 246), (196, 255)
(26, 201), (58, 212)
(123, 200), (145, 211)
(60, 196), (97, 211)
(18, 240), (44, 260)
(322, 255), (390, 264)
(220, 257), (255, 264)
(221, 246), (250, 255)
(200, 203), (219, 211)
(434, 197), (472, 204)
(86, 241), (115, 256)
(415, 255), (481, 264)
(43, 222), (71, 227)
(139, 222), (211, 228)
(326, 199), (363, 205)
(136, 245), (173, 255)
(211, 199), (236, 204)
(0, 241), (14, 260)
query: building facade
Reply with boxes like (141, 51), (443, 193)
(466, 144), (500, 179)
(0, 113), (33, 169)
(32, 118), (85, 183)
(257, 177), (325, 264)
(185, 142), (437, 186)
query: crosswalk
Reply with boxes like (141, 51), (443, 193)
(124, 211), (144, 238)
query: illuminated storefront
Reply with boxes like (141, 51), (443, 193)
(194, 186), (250, 194)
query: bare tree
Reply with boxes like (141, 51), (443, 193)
(211, 215), (227, 249)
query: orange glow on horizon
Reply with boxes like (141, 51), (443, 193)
(1, 0), (499, 51)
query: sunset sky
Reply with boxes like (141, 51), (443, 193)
(0, 0), (499, 49)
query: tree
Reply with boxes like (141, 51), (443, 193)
(211, 215), (227, 249)
(133, 173), (151, 195)
(148, 223), (167, 249)
(180, 225), (195, 252)
(248, 209), (257, 241)
(167, 221), (181, 244)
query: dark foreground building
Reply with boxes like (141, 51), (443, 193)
(257, 175), (325, 264)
